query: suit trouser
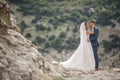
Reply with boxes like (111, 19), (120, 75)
(92, 46), (99, 69)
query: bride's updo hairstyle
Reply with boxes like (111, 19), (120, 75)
(85, 21), (90, 30)
(90, 19), (96, 24)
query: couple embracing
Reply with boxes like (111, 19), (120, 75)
(60, 19), (99, 71)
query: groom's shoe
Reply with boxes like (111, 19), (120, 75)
(95, 68), (99, 71)
(95, 68), (103, 71)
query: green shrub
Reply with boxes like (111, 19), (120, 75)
(58, 17), (66, 23)
(71, 11), (81, 18)
(53, 22), (59, 26)
(49, 18), (59, 26)
(38, 48), (49, 53)
(73, 25), (78, 33)
(55, 7), (64, 16)
(47, 27), (51, 31)
(66, 37), (79, 50)
(102, 34), (120, 52)
(48, 35), (56, 41)
(48, 18), (54, 23)
(46, 35), (49, 37)
(32, 36), (46, 45)
(69, 16), (80, 24)
(25, 33), (32, 38)
(31, 15), (41, 24)
(11, 0), (120, 26)
(97, 10), (113, 25)
(54, 26), (58, 29)
(20, 20), (28, 33)
(31, 18), (38, 24)
(36, 24), (46, 31)
(51, 38), (65, 52)
(59, 32), (66, 38)
(58, 14), (70, 23)
(80, 15), (88, 22)
(66, 27), (69, 31)
(44, 42), (51, 48)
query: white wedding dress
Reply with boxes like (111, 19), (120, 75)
(60, 22), (95, 71)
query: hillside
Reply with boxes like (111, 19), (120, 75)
(7, 0), (120, 68)
(0, 17), (120, 80)
(0, 0), (120, 80)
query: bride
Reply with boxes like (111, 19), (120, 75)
(60, 22), (95, 71)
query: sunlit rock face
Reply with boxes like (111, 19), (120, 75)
(0, 28), (63, 80)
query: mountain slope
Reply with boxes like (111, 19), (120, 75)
(0, 1), (64, 80)
(8, 0), (120, 68)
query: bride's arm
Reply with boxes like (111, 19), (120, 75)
(86, 28), (94, 34)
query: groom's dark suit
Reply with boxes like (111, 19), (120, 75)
(90, 27), (99, 69)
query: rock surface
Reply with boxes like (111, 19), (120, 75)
(0, 29), (64, 80)
(63, 69), (120, 80)
(0, 1), (63, 80)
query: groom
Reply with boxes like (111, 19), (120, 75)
(89, 19), (99, 71)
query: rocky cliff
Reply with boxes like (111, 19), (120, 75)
(0, 29), (62, 80)
(0, 1), (64, 80)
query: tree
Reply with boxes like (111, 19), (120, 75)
(51, 38), (65, 52)
(66, 37), (79, 50)
(97, 10), (113, 25)
(20, 20), (28, 33)
(48, 35), (56, 41)
(71, 11), (81, 18)
(102, 34), (120, 52)
(32, 36), (46, 45)
(44, 42), (50, 48)
(25, 33), (32, 38)
(47, 27), (51, 31)
(31, 18), (38, 24)
(73, 25), (78, 33)
(59, 32), (66, 38)
(36, 24), (46, 31)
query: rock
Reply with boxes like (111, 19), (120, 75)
(0, 29), (63, 80)
(112, 68), (120, 72)
(51, 60), (59, 65)
(9, 13), (20, 32)
(88, 8), (95, 15)
(111, 19), (120, 30)
(62, 69), (120, 80)
(0, 1), (11, 35)
(0, 18), (10, 35)
(51, 73), (64, 80)
(0, 1), (64, 79)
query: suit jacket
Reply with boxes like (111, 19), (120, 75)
(90, 26), (99, 47)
